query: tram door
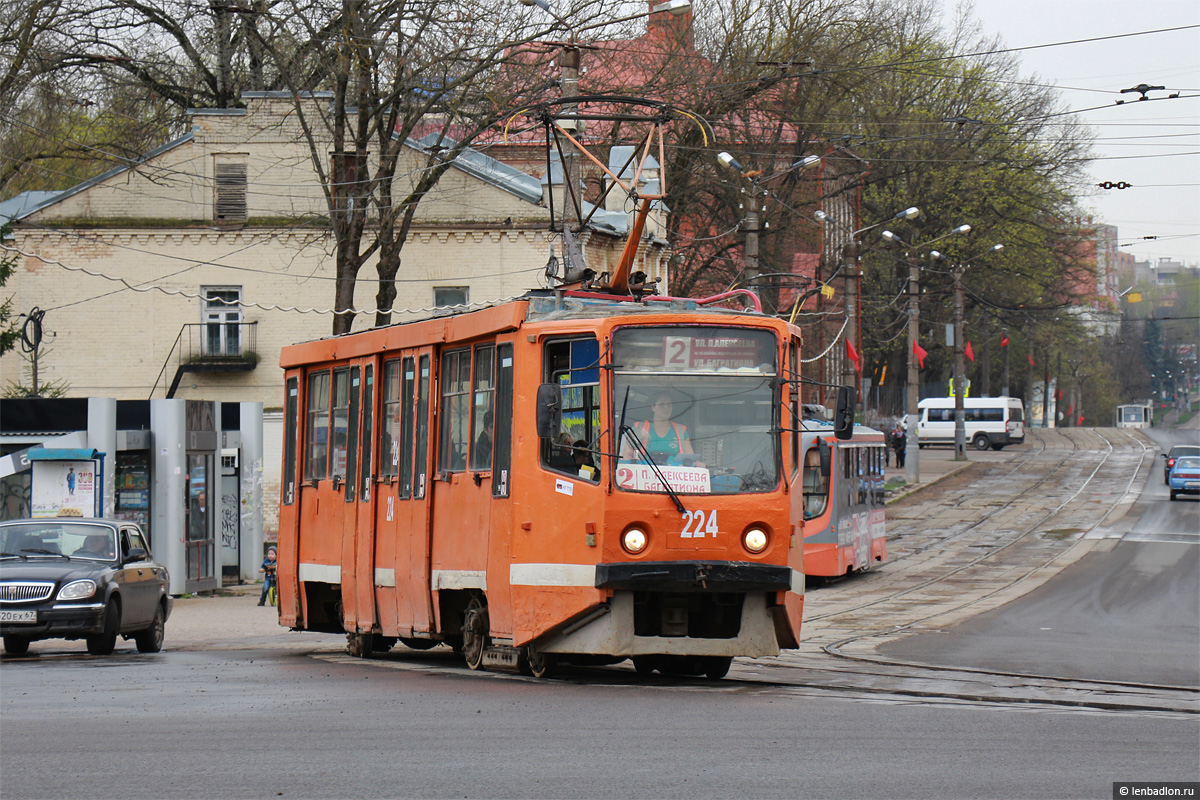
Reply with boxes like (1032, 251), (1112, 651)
(428, 344), (494, 632)
(345, 362), (378, 635)
(378, 350), (435, 637)
(300, 368), (352, 604)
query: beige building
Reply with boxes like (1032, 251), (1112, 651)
(3, 91), (669, 534)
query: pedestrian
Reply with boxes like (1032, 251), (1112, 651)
(891, 425), (907, 469)
(258, 545), (277, 606)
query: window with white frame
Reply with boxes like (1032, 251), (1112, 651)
(202, 286), (243, 356)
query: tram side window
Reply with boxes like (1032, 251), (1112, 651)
(541, 338), (600, 480)
(493, 344), (514, 497)
(802, 447), (828, 519)
(283, 377), (297, 504)
(439, 349), (471, 473)
(305, 370), (330, 481)
(331, 368), (351, 481)
(381, 360), (401, 480)
(360, 365), (373, 502)
(398, 357), (416, 497)
(415, 355), (430, 497)
(470, 344), (495, 471)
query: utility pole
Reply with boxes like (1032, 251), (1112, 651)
(841, 242), (860, 406)
(905, 253), (921, 484)
(742, 186), (764, 302)
(952, 265), (967, 459)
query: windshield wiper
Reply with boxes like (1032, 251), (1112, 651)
(19, 548), (68, 559)
(619, 423), (686, 514)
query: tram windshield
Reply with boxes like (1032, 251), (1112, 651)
(612, 326), (778, 495)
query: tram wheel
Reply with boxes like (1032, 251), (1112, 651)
(524, 646), (557, 679)
(702, 656), (732, 680)
(461, 597), (489, 671)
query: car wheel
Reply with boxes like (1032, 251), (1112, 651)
(972, 434), (990, 451)
(134, 604), (165, 653)
(3, 635), (31, 656)
(1170, 490), (1177, 501)
(86, 600), (120, 656)
(703, 656), (733, 680)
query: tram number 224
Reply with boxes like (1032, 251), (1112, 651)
(681, 509), (718, 538)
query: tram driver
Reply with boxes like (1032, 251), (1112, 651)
(622, 391), (705, 468)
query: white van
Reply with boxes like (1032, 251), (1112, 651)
(917, 396), (1025, 451)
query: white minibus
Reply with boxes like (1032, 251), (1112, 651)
(917, 396), (1025, 450)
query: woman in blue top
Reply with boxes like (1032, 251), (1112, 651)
(624, 392), (700, 463)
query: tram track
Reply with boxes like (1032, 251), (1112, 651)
(748, 427), (1197, 714)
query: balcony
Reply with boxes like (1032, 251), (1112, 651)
(153, 322), (259, 399)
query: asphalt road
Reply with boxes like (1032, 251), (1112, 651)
(880, 426), (1200, 687)
(0, 648), (1196, 800)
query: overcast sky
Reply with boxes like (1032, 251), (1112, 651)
(937, 0), (1200, 267)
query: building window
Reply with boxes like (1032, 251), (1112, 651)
(434, 287), (468, 308)
(201, 287), (243, 356)
(214, 155), (248, 221)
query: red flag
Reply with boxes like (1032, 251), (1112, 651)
(1001, 336), (1009, 347)
(1067, 403), (1075, 417)
(1055, 388), (1062, 402)
(965, 341), (975, 362)
(1027, 353), (1036, 368)
(846, 339), (861, 371)
(1077, 414), (1084, 426)
(913, 341), (928, 369)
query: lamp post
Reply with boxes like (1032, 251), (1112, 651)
(939, 243), (1003, 459)
(880, 223), (971, 484)
(717, 151), (821, 312)
(520, 0), (691, 271)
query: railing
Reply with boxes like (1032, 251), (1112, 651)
(150, 322), (259, 399)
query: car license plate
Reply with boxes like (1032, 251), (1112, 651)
(1185, 481), (1199, 489)
(0, 609), (37, 623)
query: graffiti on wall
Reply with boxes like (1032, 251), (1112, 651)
(220, 491), (238, 550)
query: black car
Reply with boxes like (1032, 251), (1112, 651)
(0, 518), (172, 656)
(1162, 445), (1200, 485)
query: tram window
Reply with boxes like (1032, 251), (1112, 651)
(360, 365), (373, 502)
(330, 368), (351, 481)
(398, 357), (416, 498)
(344, 366), (360, 501)
(439, 349), (471, 473)
(381, 360), (401, 480)
(541, 338), (600, 478)
(802, 447), (828, 519)
(305, 370), (330, 482)
(283, 377), (297, 504)
(415, 355), (430, 497)
(470, 344), (495, 471)
(493, 344), (514, 497)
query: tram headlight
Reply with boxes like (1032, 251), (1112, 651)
(622, 528), (648, 555)
(743, 527), (769, 554)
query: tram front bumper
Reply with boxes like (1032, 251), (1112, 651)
(595, 561), (796, 593)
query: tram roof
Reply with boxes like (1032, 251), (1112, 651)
(280, 290), (794, 366)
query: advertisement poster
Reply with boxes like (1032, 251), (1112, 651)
(31, 461), (97, 518)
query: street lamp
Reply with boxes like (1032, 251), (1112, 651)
(880, 223), (971, 484)
(838, 206), (921, 408)
(717, 151), (822, 310)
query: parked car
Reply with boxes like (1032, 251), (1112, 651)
(1162, 445), (1200, 485)
(1168, 456), (1200, 501)
(0, 518), (171, 656)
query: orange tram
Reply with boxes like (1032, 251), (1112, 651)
(276, 289), (852, 679)
(798, 422), (888, 578)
